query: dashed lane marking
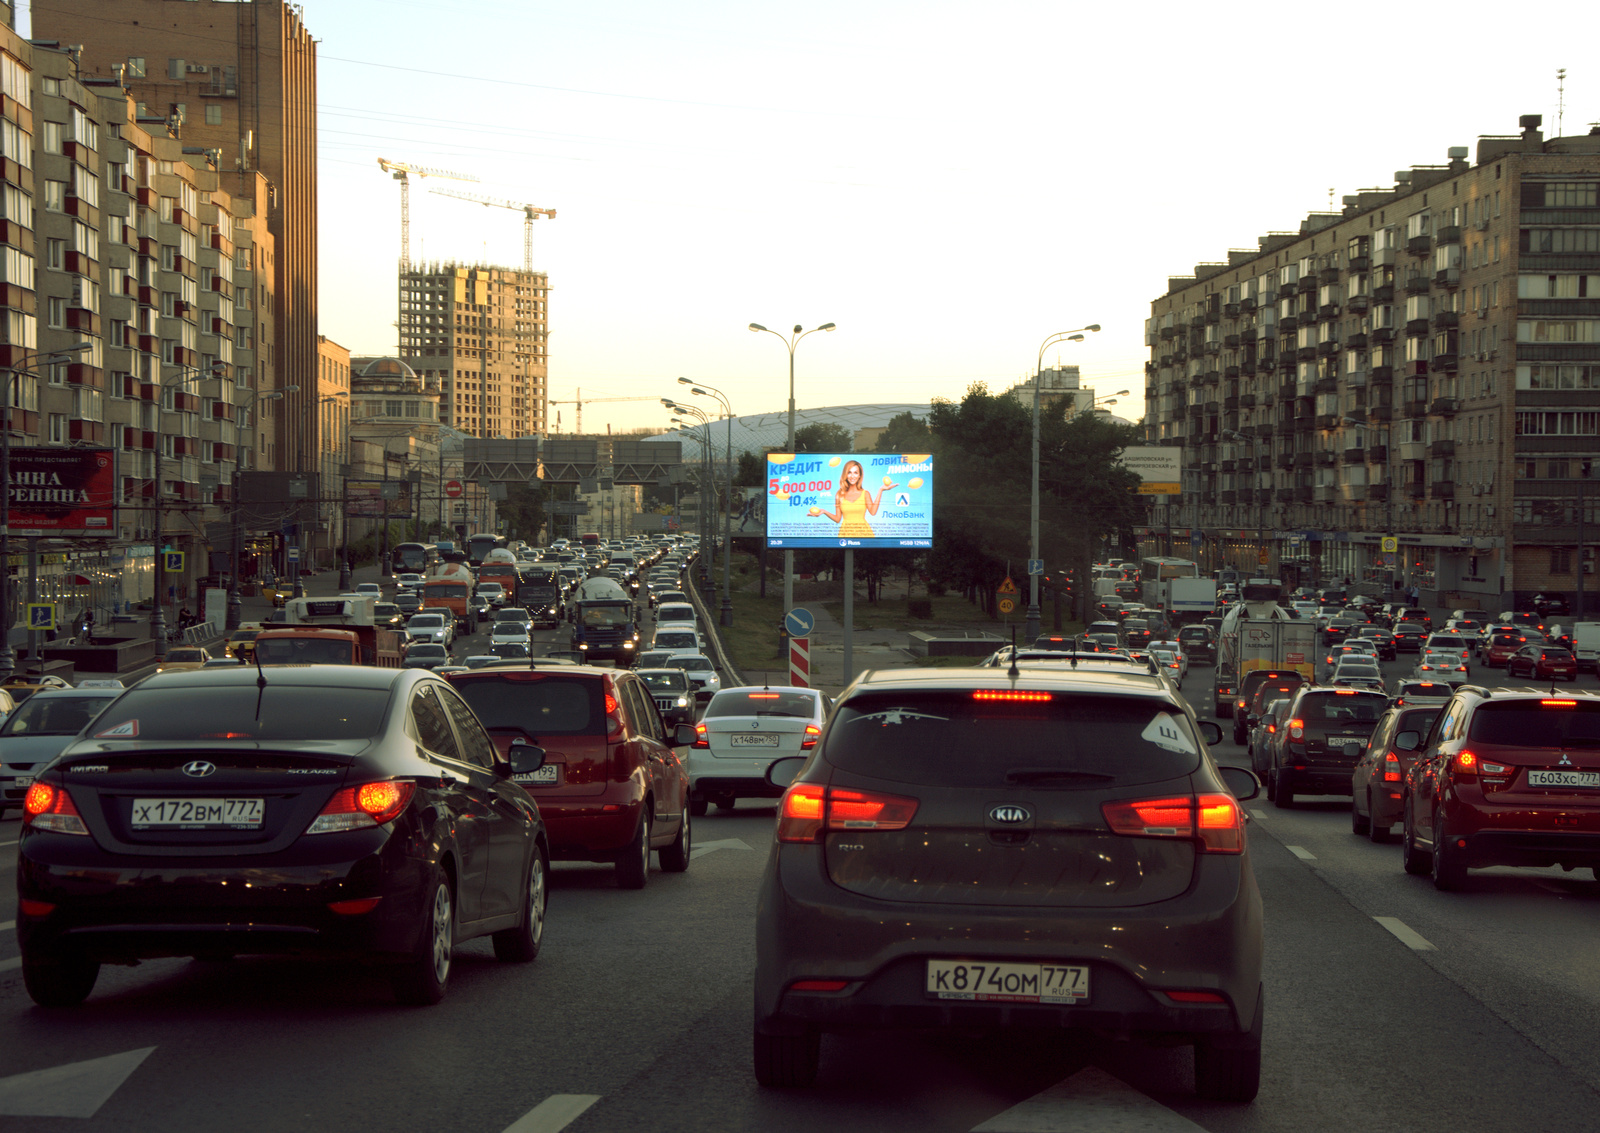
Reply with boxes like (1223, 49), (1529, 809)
(0, 1046), (155, 1118)
(502, 1094), (602, 1133)
(971, 1066), (1207, 1131)
(1374, 916), (1437, 951)
(0, 958), (18, 973)
(1286, 845), (1317, 861)
(0, 920), (13, 932)
(690, 837), (754, 861)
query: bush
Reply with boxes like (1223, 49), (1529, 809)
(927, 581), (947, 597)
(907, 597), (933, 619)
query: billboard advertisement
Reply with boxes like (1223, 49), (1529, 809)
(765, 452), (933, 549)
(1121, 446), (1182, 495)
(6, 447), (117, 536)
(345, 479), (414, 519)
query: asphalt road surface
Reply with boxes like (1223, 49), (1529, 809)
(2, 637), (1599, 1130)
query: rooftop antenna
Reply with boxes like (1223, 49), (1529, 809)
(1557, 69), (1567, 136)
(1328, 187), (1335, 211)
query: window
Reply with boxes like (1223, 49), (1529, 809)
(204, 104), (222, 126)
(41, 121), (62, 154)
(410, 687), (460, 759)
(45, 238), (64, 270)
(73, 387), (103, 422)
(48, 414), (67, 444)
(0, 118), (29, 168)
(42, 180), (64, 212)
(46, 297), (64, 328)
(126, 57), (146, 79)
(1521, 229), (1600, 254)
(438, 687), (496, 768)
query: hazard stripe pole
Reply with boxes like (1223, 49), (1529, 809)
(789, 636), (809, 687)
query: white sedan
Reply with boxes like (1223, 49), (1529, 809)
(670, 654), (721, 694)
(688, 686), (827, 815)
(1149, 647), (1188, 683)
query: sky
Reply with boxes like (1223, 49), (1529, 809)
(26, 0), (1592, 439)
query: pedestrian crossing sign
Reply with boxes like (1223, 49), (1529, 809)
(27, 603), (55, 630)
(164, 551), (185, 573)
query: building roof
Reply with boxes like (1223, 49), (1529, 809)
(649, 402), (929, 454)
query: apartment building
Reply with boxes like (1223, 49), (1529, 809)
(37, 0), (319, 479)
(1143, 115), (1600, 611)
(400, 262), (549, 440)
(315, 334), (350, 567)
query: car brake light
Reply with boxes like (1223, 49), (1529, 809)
(790, 979), (848, 992)
(801, 724), (821, 749)
(1102, 794), (1243, 853)
(327, 897), (383, 916)
(306, 780), (416, 834)
(1165, 990), (1228, 1004)
(777, 783), (825, 842)
(973, 690), (1052, 702)
(1288, 718), (1304, 740)
(1384, 751), (1402, 782)
(693, 722), (710, 748)
(1542, 699), (1577, 707)
(1454, 750), (1477, 771)
(23, 783), (90, 836)
(776, 783), (918, 842)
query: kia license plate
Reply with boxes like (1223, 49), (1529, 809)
(131, 797), (264, 829)
(513, 765), (561, 787)
(1528, 769), (1600, 789)
(926, 960), (1088, 1004)
(729, 733), (780, 748)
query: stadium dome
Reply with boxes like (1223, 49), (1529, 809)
(651, 402), (929, 454)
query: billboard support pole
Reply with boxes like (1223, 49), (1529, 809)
(26, 536), (38, 675)
(842, 546), (854, 687)
(0, 367), (11, 682)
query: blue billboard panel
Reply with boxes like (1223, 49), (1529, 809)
(764, 452), (933, 549)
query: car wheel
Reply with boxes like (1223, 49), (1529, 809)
(492, 847), (547, 963)
(659, 807), (691, 873)
(616, 808), (652, 889)
(1273, 771), (1295, 809)
(689, 795), (708, 817)
(754, 1028), (821, 1088)
(21, 948), (100, 1008)
(1193, 988), (1263, 1103)
(1401, 800), (1431, 875)
(1431, 809), (1468, 891)
(392, 872), (454, 1005)
(1368, 792), (1393, 844)
(714, 796), (738, 812)
(1350, 794), (1370, 835)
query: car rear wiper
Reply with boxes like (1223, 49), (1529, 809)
(1003, 768), (1117, 786)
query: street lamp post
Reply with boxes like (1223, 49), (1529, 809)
(748, 322), (835, 624)
(667, 402), (712, 563)
(681, 378), (736, 627)
(0, 342), (94, 681)
(1027, 325), (1101, 639)
(226, 384), (298, 631)
(1342, 416), (1395, 592)
(152, 362), (230, 658)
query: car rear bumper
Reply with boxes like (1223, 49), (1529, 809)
(1279, 759), (1356, 796)
(691, 774), (784, 801)
(542, 805), (642, 860)
(1446, 828), (1600, 870)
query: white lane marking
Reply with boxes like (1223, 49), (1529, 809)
(0, 957), (18, 973)
(689, 837), (753, 860)
(0, 920), (13, 932)
(971, 1065), (1207, 1132)
(1374, 916), (1437, 952)
(502, 1094), (602, 1133)
(0, 1046), (155, 1119)
(0, 839), (17, 847)
(1250, 810), (1268, 821)
(1286, 845), (1317, 861)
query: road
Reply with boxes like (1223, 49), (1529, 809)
(2, 627), (1599, 1130)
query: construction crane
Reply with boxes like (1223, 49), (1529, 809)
(547, 391), (666, 435)
(376, 157), (478, 272)
(429, 188), (556, 272)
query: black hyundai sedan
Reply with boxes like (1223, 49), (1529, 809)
(16, 666), (550, 1007)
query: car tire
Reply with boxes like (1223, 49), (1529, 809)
(1350, 795), (1370, 835)
(714, 797), (738, 813)
(616, 808), (652, 890)
(1431, 810), (1469, 891)
(754, 1028), (821, 1088)
(689, 795), (708, 817)
(1368, 792), (1393, 843)
(1193, 988), (1263, 1103)
(21, 948), (100, 1008)
(392, 872), (454, 1005)
(659, 808), (691, 873)
(1273, 772), (1295, 809)
(1401, 800), (1431, 875)
(492, 847), (547, 963)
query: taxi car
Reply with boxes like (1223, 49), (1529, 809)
(1, 673), (72, 705)
(753, 665), (1264, 1100)
(155, 646), (212, 674)
(16, 666), (551, 1006)
(223, 623), (264, 662)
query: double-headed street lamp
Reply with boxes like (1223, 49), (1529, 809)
(680, 377), (735, 627)
(0, 342), (94, 682)
(665, 400), (713, 561)
(225, 384), (299, 631)
(748, 321), (835, 620)
(1027, 325), (1101, 640)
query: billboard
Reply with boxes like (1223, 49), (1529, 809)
(6, 447), (117, 536)
(1121, 446), (1182, 495)
(345, 480), (414, 519)
(765, 452), (933, 549)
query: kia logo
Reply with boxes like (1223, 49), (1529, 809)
(989, 805), (1031, 825)
(182, 761), (217, 777)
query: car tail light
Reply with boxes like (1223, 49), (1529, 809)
(23, 783), (89, 836)
(973, 690), (1051, 702)
(1288, 718), (1305, 740)
(19, 898), (56, 917)
(1101, 793), (1243, 854)
(801, 724), (821, 749)
(777, 783), (826, 842)
(327, 897), (383, 916)
(776, 783), (918, 842)
(306, 780), (417, 834)
(1165, 990), (1228, 1004)
(1384, 751), (1402, 782)
(1481, 760), (1516, 792)
(789, 979), (849, 992)
(692, 722), (709, 748)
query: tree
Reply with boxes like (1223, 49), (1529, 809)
(499, 481), (546, 543)
(873, 411), (931, 454)
(795, 422), (853, 454)
(733, 450), (766, 487)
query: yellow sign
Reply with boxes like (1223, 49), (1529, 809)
(1137, 483), (1182, 495)
(1258, 549), (1269, 566)
(1381, 536), (1398, 553)
(997, 577), (1018, 594)
(998, 597), (1016, 615)
(27, 603), (55, 630)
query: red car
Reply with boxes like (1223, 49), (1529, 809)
(1403, 688), (1600, 889)
(446, 664), (694, 888)
(1483, 630), (1541, 667)
(1350, 701), (1446, 842)
(1506, 644), (1578, 682)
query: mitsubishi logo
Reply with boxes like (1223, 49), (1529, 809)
(1558, 752), (1575, 768)
(182, 760), (217, 777)
(989, 805), (1031, 825)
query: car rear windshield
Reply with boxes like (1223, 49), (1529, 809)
(450, 674), (604, 736)
(656, 632), (697, 649)
(704, 690), (815, 718)
(657, 605), (695, 621)
(1298, 691), (1387, 724)
(1469, 700), (1600, 746)
(822, 691), (1202, 789)
(410, 615), (444, 627)
(1396, 622), (1427, 632)
(85, 687), (390, 741)
(256, 638), (354, 665)
(425, 584), (468, 599)
(0, 694), (116, 737)
(1427, 636), (1469, 648)
(675, 657), (713, 672)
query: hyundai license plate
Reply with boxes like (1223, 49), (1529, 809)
(1528, 770), (1600, 789)
(729, 733), (780, 748)
(132, 797), (264, 829)
(926, 960), (1088, 1004)
(513, 765), (561, 786)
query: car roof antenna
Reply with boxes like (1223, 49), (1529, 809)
(253, 638), (268, 720)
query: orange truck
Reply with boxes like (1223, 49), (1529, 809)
(254, 597), (404, 667)
(422, 562), (479, 636)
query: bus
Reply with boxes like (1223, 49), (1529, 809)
(466, 533), (507, 567)
(391, 541), (436, 575)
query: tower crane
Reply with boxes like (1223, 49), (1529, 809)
(375, 158), (478, 272)
(547, 391), (668, 435)
(429, 188), (556, 272)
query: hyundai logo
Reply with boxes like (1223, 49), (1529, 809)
(989, 805), (1031, 825)
(182, 760), (217, 777)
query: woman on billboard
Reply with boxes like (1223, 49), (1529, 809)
(811, 459), (897, 538)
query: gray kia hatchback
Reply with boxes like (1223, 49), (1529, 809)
(753, 665), (1265, 1101)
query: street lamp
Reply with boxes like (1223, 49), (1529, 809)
(0, 342), (94, 681)
(681, 378), (735, 626)
(226, 384), (299, 631)
(1343, 416), (1396, 592)
(152, 362), (230, 657)
(667, 404), (713, 568)
(748, 321), (835, 622)
(1028, 324), (1101, 639)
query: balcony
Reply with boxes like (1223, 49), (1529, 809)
(1436, 225), (1462, 245)
(1318, 340), (1340, 357)
(1279, 315), (1299, 334)
(1374, 283), (1395, 303)
(1366, 445), (1387, 464)
(1429, 439), (1456, 457)
(1432, 310), (1459, 329)
(1241, 362), (1257, 377)
(1433, 352), (1459, 371)
(1316, 415), (1341, 430)
(1405, 318), (1431, 337)
(1277, 452), (1296, 469)
(1347, 295), (1370, 314)
(1316, 450), (1337, 465)
(1298, 346), (1318, 362)
(1223, 303), (1240, 319)
(1407, 235), (1432, 256)
(1277, 487), (1296, 503)
(1319, 304), (1340, 321)
(1403, 399), (1430, 417)
(1348, 255), (1371, 273)
(1278, 382), (1297, 401)
(1343, 447), (1366, 464)
(1319, 267), (1341, 285)
(1225, 365), (1241, 380)
(1221, 458), (1236, 472)
(1238, 457), (1255, 472)
(1315, 486), (1338, 503)
(1224, 395), (1240, 411)
(1429, 397), (1460, 416)
(1347, 332), (1369, 350)
(1369, 405), (1393, 422)
(1204, 341), (1221, 355)
(1239, 393), (1257, 408)
(1430, 480), (1455, 500)
(1190, 315), (1206, 329)
(1295, 486), (1315, 503)
(1240, 296), (1258, 313)
(1371, 364), (1393, 382)
(1159, 325), (1176, 340)
(1366, 483), (1389, 500)
(1255, 423), (1275, 438)
(1293, 451), (1314, 467)
(1220, 490), (1237, 505)
(1313, 375), (1338, 394)
(1297, 276), (1318, 295)
(1406, 481), (1426, 499)
(1404, 275), (1432, 295)
(1435, 266), (1461, 288)
(1371, 327), (1395, 344)
(1224, 333), (1241, 348)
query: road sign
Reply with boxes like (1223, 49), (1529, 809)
(26, 603), (54, 630)
(789, 636), (810, 688)
(163, 551), (184, 573)
(785, 607), (816, 638)
(1027, 559), (1044, 576)
(998, 597), (1016, 615)
(1381, 536), (1398, 553)
(287, 546), (300, 563)
(1258, 549), (1269, 565)
(998, 577), (1018, 594)
(445, 479), (464, 498)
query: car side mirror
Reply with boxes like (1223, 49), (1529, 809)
(1218, 765), (1260, 801)
(767, 756), (806, 788)
(1394, 730), (1421, 752)
(670, 722), (697, 748)
(1197, 720), (1223, 746)
(504, 741), (546, 776)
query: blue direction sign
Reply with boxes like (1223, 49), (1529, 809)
(785, 607), (816, 638)
(1027, 558), (1044, 576)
